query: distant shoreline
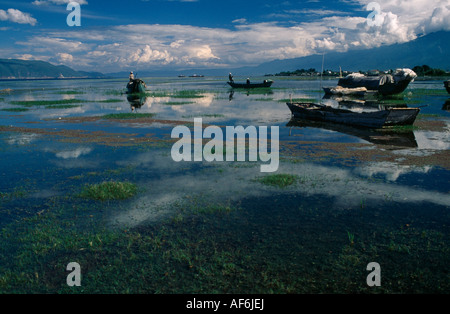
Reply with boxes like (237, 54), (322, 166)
(0, 77), (112, 82)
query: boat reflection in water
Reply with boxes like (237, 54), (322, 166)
(286, 118), (418, 148)
(127, 94), (148, 111)
(443, 99), (450, 112)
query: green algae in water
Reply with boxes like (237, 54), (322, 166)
(172, 90), (206, 98)
(164, 101), (195, 106)
(79, 181), (138, 201)
(0, 108), (30, 112)
(96, 99), (123, 103)
(10, 99), (85, 107)
(257, 174), (297, 188)
(44, 104), (83, 109)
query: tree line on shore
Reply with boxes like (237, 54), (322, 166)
(270, 65), (449, 77)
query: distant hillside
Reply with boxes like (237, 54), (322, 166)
(0, 59), (105, 79)
(242, 31), (450, 75)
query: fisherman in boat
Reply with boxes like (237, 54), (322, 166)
(247, 78), (250, 84)
(129, 71), (134, 81)
(229, 73), (234, 83)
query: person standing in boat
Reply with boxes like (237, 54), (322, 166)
(247, 78), (250, 84)
(229, 73), (234, 83)
(129, 71), (134, 81)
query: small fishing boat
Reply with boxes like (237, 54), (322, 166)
(444, 80), (450, 94)
(228, 80), (273, 89)
(286, 102), (420, 128)
(384, 107), (420, 126)
(323, 86), (367, 96)
(127, 79), (146, 94)
(337, 68), (417, 96)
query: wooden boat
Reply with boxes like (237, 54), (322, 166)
(384, 107), (420, 126)
(228, 80), (273, 89)
(286, 102), (420, 128)
(322, 97), (420, 126)
(338, 69), (417, 96)
(445, 80), (450, 94)
(126, 79), (146, 94)
(323, 86), (367, 96)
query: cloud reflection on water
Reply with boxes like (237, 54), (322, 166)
(108, 149), (450, 228)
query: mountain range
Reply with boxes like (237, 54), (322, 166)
(1, 31), (449, 79)
(248, 31), (450, 75)
(0, 59), (105, 79)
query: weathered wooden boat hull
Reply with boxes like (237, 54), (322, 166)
(286, 102), (389, 128)
(127, 79), (146, 94)
(228, 81), (273, 88)
(337, 69), (416, 96)
(384, 108), (420, 126)
(286, 102), (420, 128)
(338, 76), (413, 96)
(445, 80), (450, 94)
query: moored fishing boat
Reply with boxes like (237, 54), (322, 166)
(337, 68), (417, 96)
(384, 107), (420, 126)
(228, 80), (273, 89)
(127, 79), (146, 94)
(287, 102), (389, 128)
(286, 102), (420, 128)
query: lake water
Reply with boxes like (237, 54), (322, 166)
(0, 76), (449, 293)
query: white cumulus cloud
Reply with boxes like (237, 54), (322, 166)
(0, 8), (37, 26)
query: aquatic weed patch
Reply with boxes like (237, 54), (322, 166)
(171, 90), (207, 99)
(10, 99), (85, 107)
(0, 193), (449, 293)
(408, 88), (449, 96)
(256, 174), (297, 188)
(79, 181), (138, 201)
(44, 104), (83, 109)
(0, 107), (30, 112)
(96, 99), (123, 103)
(164, 101), (195, 106)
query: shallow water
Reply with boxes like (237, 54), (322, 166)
(0, 77), (449, 293)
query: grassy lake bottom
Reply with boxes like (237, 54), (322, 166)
(0, 76), (449, 293)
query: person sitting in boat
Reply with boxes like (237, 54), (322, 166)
(246, 78), (250, 84)
(129, 71), (134, 81)
(229, 73), (234, 83)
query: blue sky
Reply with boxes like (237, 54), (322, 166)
(1, 0), (449, 73)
